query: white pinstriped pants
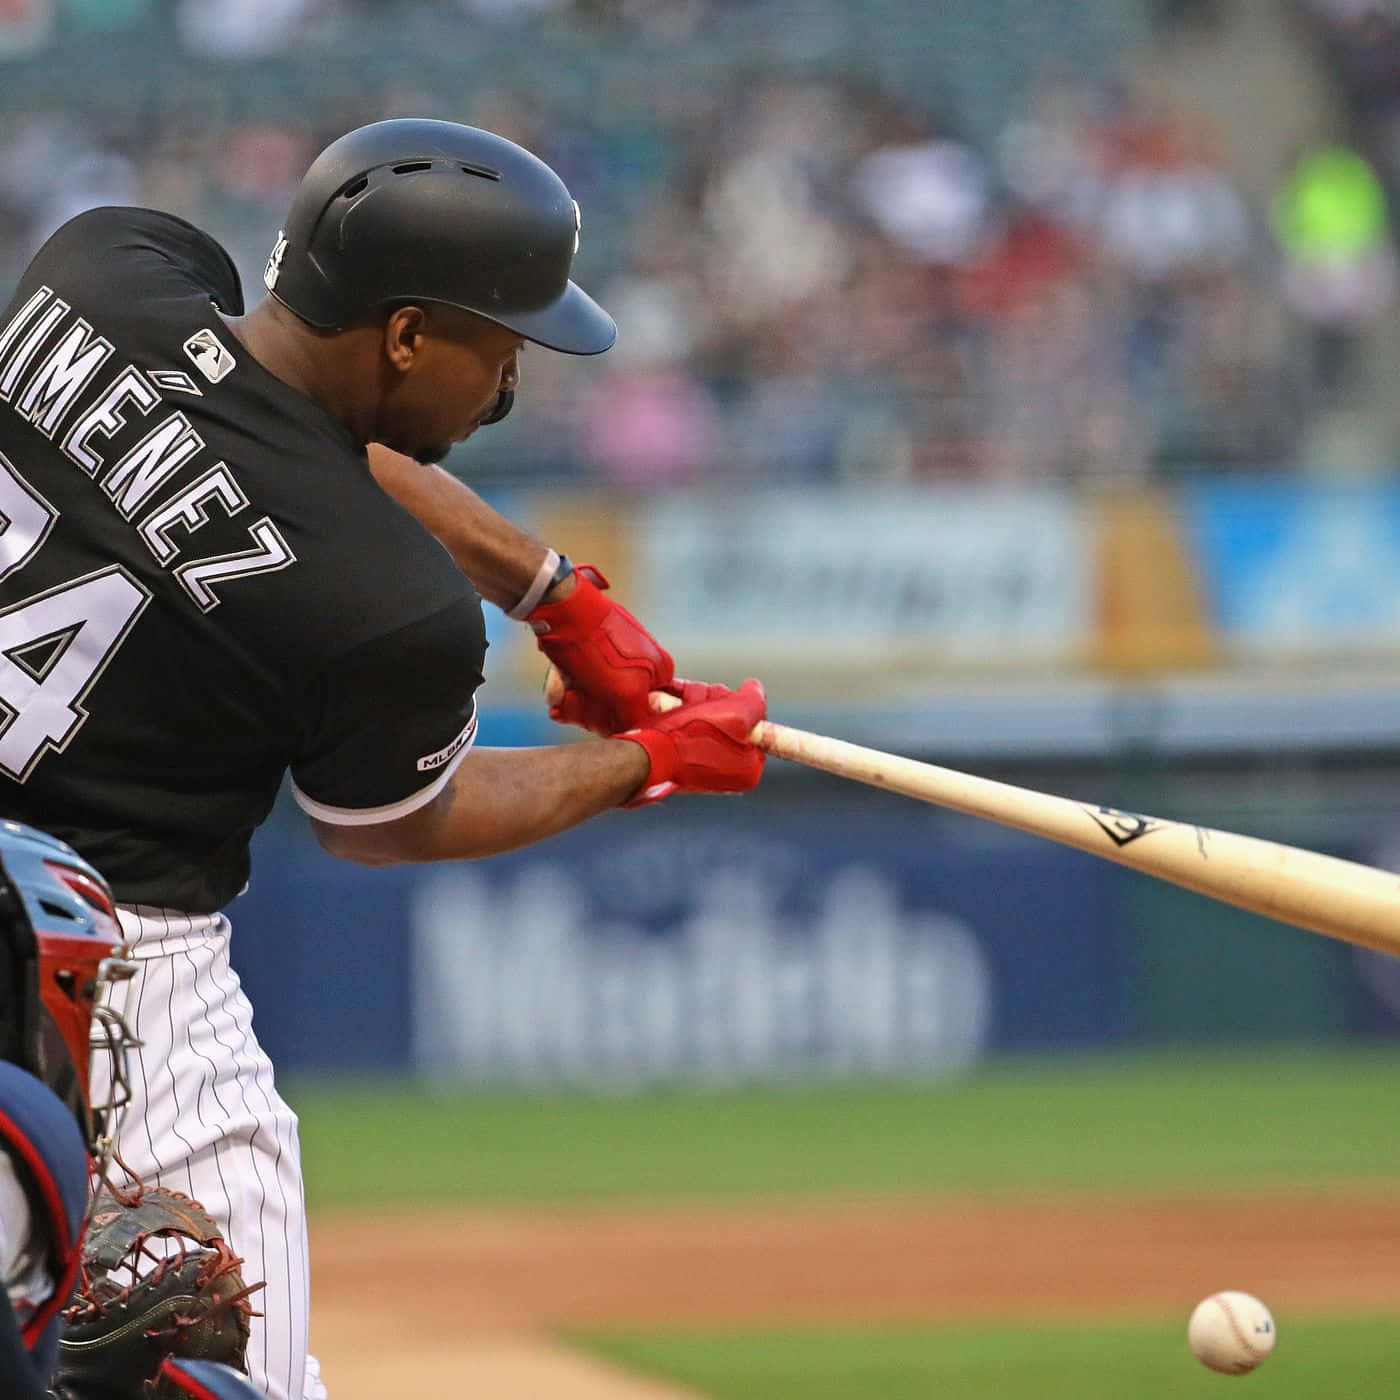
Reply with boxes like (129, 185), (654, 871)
(90, 906), (328, 1400)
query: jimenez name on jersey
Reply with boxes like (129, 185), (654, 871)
(0, 283), (295, 615)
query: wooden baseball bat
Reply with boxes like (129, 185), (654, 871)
(750, 714), (1400, 956)
(637, 682), (1400, 956)
(545, 668), (1400, 953)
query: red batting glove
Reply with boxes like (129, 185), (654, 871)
(528, 565), (675, 735)
(619, 678), (767, 807)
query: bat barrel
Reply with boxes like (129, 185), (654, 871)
(751, 719), (1400, 959)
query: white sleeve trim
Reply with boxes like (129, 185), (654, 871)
(292, 708), (477, 827)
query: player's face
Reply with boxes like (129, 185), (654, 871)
(378, 306), (523, 465)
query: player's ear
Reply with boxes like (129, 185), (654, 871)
(381, 305), (427, 370)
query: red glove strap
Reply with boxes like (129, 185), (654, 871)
(618, 727), (680, 807)
(525, 563), (614, 637)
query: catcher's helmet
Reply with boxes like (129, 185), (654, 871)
(0, 822), (137, 1158)
(264, 118), (617, 354)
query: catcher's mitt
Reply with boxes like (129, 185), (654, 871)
(51, 1186), (264, 1399)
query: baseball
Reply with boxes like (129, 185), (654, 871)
(1187, 1291), (1276, 1375)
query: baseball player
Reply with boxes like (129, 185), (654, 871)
(0, 821), (137, 1398)
(0, 117), (765, 1400)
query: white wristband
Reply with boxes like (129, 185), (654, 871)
(507, 548), (562, 620)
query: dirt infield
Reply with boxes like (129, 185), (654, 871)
(308, 1185), (1400, 1398)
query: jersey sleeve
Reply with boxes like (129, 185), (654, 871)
(30, 207), (245, 315)
(289, 596), (487, 826)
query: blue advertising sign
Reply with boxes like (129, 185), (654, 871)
(1180, 479), (1400, 651)
(229, 827), (423, 1071)
(230, 797), (1128, 1080)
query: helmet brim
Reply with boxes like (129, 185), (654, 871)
(501, 279), (617, 356)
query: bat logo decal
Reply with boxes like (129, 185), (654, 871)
(1086, 806), (1163, 847)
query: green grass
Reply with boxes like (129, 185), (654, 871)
(575, 1316), (1400, 1399)
(291, 1045), (1400, 1208)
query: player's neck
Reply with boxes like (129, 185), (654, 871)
(219, 301), (372, 442)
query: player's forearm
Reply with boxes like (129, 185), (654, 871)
(314, 739), (650, 866)
(367, 444), (573, 609)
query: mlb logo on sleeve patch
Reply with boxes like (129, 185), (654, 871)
(182, 328), (236, 384)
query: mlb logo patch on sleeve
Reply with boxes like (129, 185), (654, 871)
(182, 328), (236, 384)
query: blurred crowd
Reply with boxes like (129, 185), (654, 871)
(0, 0), (1396, 488)
(1286, 1), (1400, 407)
(1303, 0), (1400, 197)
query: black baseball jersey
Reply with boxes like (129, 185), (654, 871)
(0, 207), (486, 912)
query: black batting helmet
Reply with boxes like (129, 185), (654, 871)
(264, 118), (616, 355)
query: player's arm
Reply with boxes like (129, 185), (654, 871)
(311, 739), (644, 864)
(310, 680), (767, 866)
(367, 444), (563, 611)
(294, 598), (765, 865)
(368, 443), (674, 733)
